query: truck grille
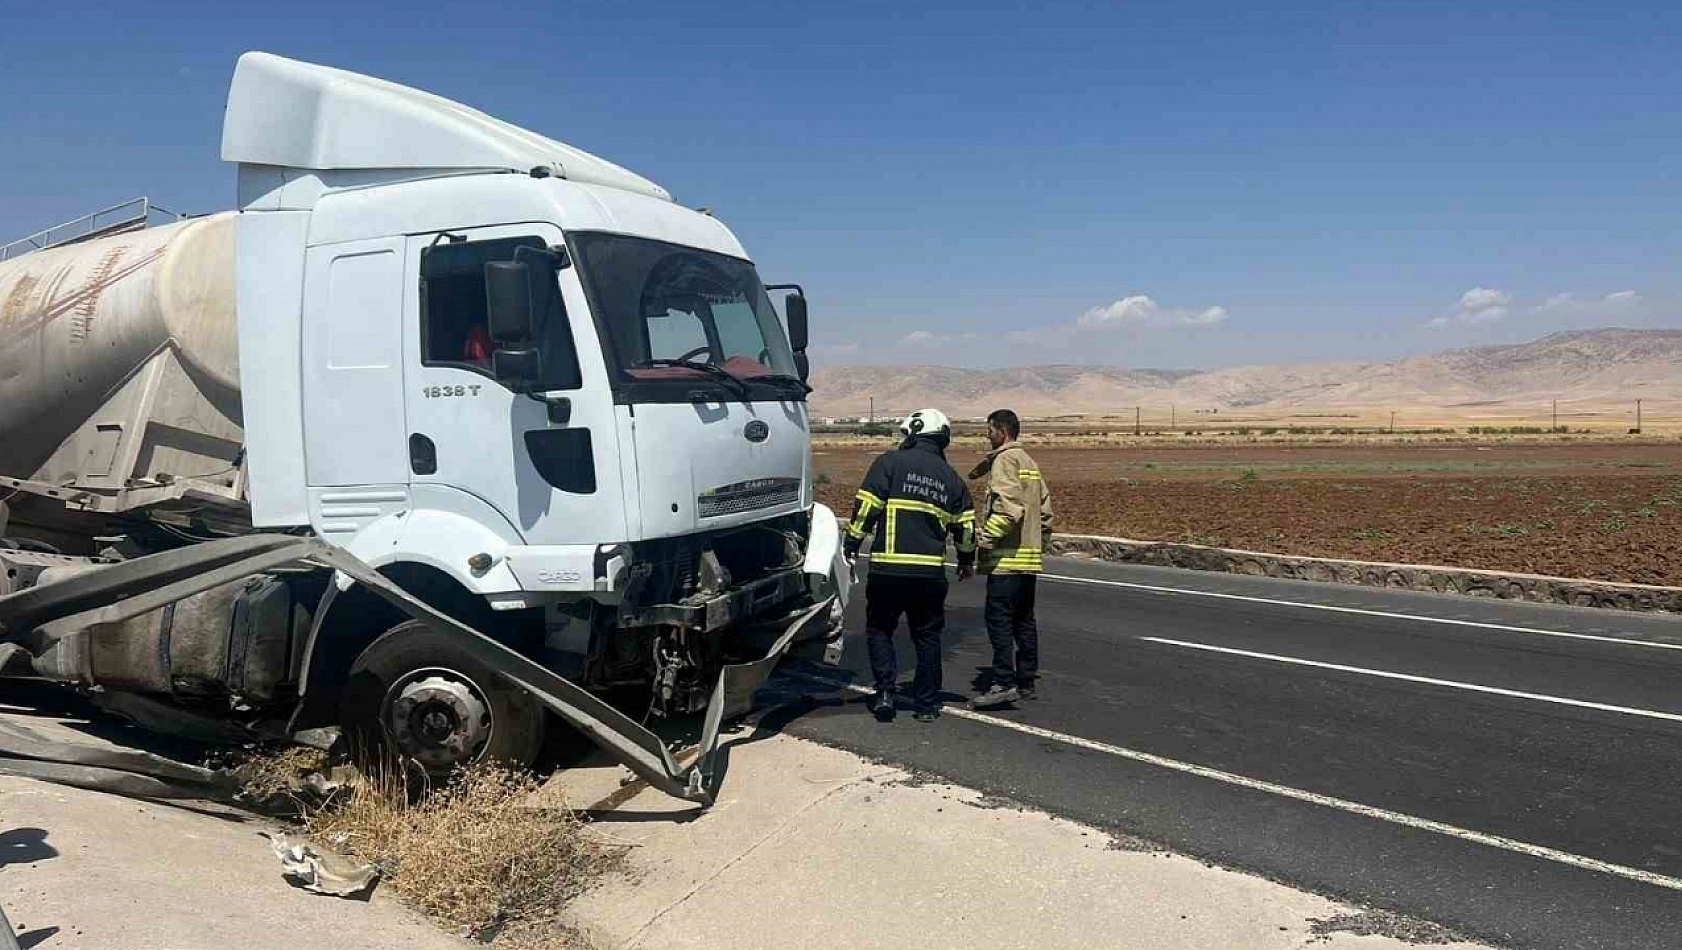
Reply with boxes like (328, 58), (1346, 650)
(697, 477), (802, 519)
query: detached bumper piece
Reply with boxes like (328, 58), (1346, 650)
(0, 535), (835, 806)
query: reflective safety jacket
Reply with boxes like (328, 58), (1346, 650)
(844, 438), (976, 578)
(969, 441), (1053, 574)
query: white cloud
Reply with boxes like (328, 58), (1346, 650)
(1459, 287), (1510, 312)
(1427, 286), (1512, 328)
(1078, 295), (1159, 328)
(1076, 295), (1230, 330)
(1527, 288), (1646, 318)
(1457, 286), (1511, 323)
(900, 330), (939, 345)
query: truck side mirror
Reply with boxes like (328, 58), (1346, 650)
(786, 293), (809, 352)
(785, 293), (811, 381)
(486, 260), (544, 390)
(486, 260), (537, 344)
(493, 346), (543, 390)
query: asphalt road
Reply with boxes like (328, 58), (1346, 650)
(757, 559), (1682, 950)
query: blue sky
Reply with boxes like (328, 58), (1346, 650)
(3, 0), (1678, 369)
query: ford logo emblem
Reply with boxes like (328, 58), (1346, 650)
(744, 421), (770, 443)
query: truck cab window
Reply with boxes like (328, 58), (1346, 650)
(420, 236), (582, 389)
(569, 232), (798, 392)
(647, 308), (712, 361)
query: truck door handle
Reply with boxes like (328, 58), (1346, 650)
(409, 433), (437, 475)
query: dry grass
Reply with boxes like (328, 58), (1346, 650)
(308, 764), (615, 945)
(227, 745), (332, 812)
(235, 749), (615, 947)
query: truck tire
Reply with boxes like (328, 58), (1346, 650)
(341, 620), (546, 776)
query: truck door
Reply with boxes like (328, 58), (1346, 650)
(300, 238), (411, 525)
(402, 225), (626, 545)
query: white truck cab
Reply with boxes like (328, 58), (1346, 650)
(225, 52), (816, 593)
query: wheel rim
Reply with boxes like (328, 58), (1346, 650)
(382, 669), (493, 773)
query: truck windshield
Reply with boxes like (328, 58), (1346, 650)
(569, 232), (800, 394)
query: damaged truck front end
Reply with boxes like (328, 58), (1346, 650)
(0, 515), (850, 805)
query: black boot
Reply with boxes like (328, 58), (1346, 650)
(871, 689), (897, 722)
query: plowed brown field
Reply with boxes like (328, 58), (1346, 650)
(813, 441), (1682, 585)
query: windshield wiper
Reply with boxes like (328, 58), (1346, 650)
(759, 373), (813, 396)
(637, 359), (751, 400)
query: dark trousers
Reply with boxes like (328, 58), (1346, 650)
(985, 573), (1039, 689)
(864, 573), (947, 710)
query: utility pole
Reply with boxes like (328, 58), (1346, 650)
(1552, 400), (1558, 431)
(1171, 405), (1176, 429)
(1637, 399), (1643, 432)
(1390, 411), (1396, 433)
(1135, 406), (1142, 436)
(868, 396), (874, 426)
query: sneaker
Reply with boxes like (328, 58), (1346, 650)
(1017, 685), (1037, 701)
(913, 707), (940, 723)
(870, 690), (897, 722)
(971, 685), (1020, 709)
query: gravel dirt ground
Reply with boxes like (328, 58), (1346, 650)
(813, 440), (1682, 584)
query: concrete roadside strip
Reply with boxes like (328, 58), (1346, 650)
(0, 710), (464, 950)
(1, 700), (1493, 950)
(548, 732), (1490, 950)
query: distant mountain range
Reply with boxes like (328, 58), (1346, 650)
(808, 328), (1682, 419)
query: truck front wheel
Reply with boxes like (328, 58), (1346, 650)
(342, 620), (546, 776)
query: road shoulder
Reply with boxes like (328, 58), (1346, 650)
(0, 711), (467, 950)
(551, 730), (1489, 950)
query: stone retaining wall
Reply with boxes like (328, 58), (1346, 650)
(1048, 535), (1682, 613)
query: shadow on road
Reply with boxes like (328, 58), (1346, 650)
(18, 927), (61, 949)
(0, 829), (56, 868)
(1, 828), (60, 950)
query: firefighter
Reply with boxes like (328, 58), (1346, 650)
(843, 409), (977, 722)
(969, 408), (1053, 708)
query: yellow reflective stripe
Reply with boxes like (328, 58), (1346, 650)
(982, 546), (1043, 567)
(1018, 469), (1042, 481)
(872, 552), (948, 566)
(984, 551), (1044, 567)
(848, 490), (885, 538)
(955, 508), (977, 553)
(887, 499), (955, 523)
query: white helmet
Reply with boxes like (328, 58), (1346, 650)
(898, 408), (952, 440)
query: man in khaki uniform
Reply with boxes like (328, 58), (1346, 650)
(969, 409), (1053, 708)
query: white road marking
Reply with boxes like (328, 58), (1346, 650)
(1043, 572), (1682, 653)
(1141, 636), (1682, 724)
(798, 676), (1682, 892)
